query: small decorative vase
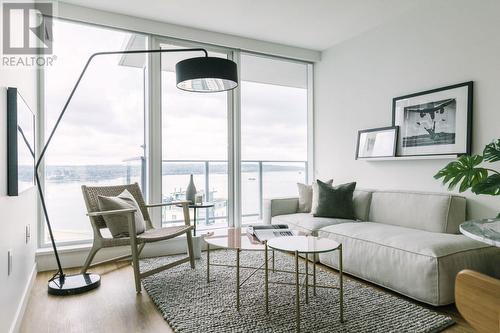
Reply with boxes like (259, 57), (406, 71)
(185, 174), (196, 204)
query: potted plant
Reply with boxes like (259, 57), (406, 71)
(434, 139), (500, 218)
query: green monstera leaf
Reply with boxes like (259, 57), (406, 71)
(483, 139), (500, 162)
(472, 174), (500, 195)
(434, 155), (488, 192)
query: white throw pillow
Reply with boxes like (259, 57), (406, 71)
(97, 189), (146, 238)
(297, 179), (333, 213)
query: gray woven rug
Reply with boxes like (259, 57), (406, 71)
(140, 250), (454, 333)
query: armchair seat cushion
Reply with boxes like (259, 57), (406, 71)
(137, 225), (192, 243)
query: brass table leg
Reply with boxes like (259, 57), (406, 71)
(339, 245), (344, 323)
(265, 242), (269, 314)
(272, 249), (275, 272)
(236, 248), (241, 311)
(305, 253), (309, 304)
(313, 256), (317, 296)
(295, 251), (300, 333)
(192, 207), (197, 237)
(206, 243), (210, 283)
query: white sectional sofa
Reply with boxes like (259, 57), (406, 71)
(263, 189), (500, 306)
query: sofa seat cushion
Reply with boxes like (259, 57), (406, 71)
(271, 213), (355, 236)
(318, 222), (500, 305)
(321, 222), (491, 257)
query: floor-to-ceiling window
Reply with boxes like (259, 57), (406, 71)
(159, 41), (231, 231)
(43, 19), (147, 244)
(41, 21), (312, 246)
(240, 54), (309, 222)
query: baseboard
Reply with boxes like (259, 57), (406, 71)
(9, 262), (37, 333)
(36, 236), (208, 272)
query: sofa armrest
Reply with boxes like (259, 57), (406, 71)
(263, 197), (299, 224)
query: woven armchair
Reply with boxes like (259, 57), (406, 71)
(81, 183), (195, 293)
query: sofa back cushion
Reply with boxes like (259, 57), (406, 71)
(368, 190), (466, 234)
(297, 179), (333, 213)
(353, 189), (373, 221)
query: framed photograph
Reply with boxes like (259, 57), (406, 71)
(392, 81), (472, 157)
(7, 87), (36, 196)
(356, 126), (398, 159)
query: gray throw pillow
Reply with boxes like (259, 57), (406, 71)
(97, 189), (146, 238)
(311, 179), (333, 215)
(297, 179), (333, 213)
(313, 180), (356, 219)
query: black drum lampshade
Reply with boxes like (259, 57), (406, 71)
(176, 56), (238, 92)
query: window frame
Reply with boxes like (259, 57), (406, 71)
(151, 36), (237, 229)
(37, 19), (314, 248)
(37, 18), (150, 247)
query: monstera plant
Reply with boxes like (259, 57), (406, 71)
(434, 139), (500, 218)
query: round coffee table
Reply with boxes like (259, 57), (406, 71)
(267, 236), (344, 332)
(204, 227), (267, 311)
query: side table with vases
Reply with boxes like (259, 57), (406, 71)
(186, 202), (215, 237)
(177, 202), (215, 259)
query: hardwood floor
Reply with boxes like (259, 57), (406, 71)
(20, 258), (474, 333)
(20, 262), (172, 333)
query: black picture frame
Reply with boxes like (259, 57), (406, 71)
(392, 81), (473, 157)
(355, 126), (398, 159)
(7, 87), (36, 196)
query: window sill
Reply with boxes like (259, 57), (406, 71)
(36, 242), (94, 256)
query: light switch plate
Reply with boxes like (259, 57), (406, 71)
(26, 224), (31, 244)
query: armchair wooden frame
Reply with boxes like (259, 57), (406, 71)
(455, 269), (500, 333)
(81, 183), (195, 293)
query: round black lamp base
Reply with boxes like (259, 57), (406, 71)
(48, 273), (101, 296)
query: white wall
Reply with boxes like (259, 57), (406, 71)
(0, 65), (38, 332)
(314, 0), (500, 219)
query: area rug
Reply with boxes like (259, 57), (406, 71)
(140, 250), (454, 333)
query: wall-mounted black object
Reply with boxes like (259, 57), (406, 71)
(36, 48), (238, 296)
(7, 87), (35, 196)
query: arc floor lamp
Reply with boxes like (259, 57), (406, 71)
(36, 48), (238, 295)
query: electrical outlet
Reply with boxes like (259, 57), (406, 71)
(26, 224), (31, 244)
(7, 249), (13, 276)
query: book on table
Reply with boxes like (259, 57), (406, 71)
(246, 224), (298, 242)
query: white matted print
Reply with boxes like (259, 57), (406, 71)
(393, 82), (472, 157)
(356, 126), (398, 159)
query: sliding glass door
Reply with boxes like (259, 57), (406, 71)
(240, 53), (309, 223)
(158, 39), (232, 230)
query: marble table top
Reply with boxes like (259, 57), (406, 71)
(460, 218), (500, 247)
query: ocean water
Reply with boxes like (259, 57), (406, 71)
(44, 170), (305, 242)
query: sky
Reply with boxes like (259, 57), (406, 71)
(45, 19), (308, 166)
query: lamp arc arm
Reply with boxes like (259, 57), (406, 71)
(35, 47), (208, 170)
(34, 47), (207, 279)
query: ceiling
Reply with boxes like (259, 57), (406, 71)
(60, 0), (417, 51)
